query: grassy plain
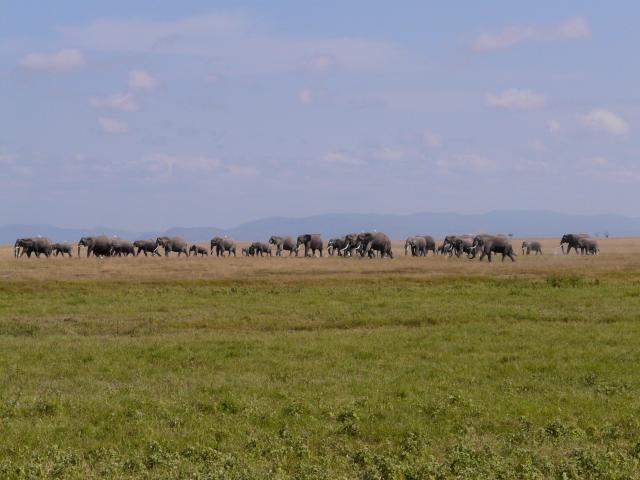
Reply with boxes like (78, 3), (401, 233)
(0, 238), (639, 478)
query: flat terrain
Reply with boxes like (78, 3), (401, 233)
(1, 238), (639, 478)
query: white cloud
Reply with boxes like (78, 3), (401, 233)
(581, 109), (629, 136)
(143, 154), (220, 175)
(90, 93), (138, 111)
(486, 89), (546, 110)
(129, 69), (159, 90)
(298, 88), (313, 105)
(301, 54), (336, 74)
(226, 165), (258, 177)
(98, 117), (128, 134)
(423, 129), (442, 148)
(588, 157), (609, 167)
(473, 16), (590, 52)
(437, 154), (497, 174)
(374, 147), (404, 162)
(323, 151), (365, 166)
(63, 14), (399, 75)
(20, 49), (84, 70)
(548, 119), (561, 133)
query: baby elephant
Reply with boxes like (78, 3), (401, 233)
(189, 245), (209, 257)
(52, 243), (73, 257)
(521, 240), (543, 255)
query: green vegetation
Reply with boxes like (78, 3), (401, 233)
(0, 270), (639, 478)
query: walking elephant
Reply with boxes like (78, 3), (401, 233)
(521, 240), (542, 255)
(327, 237), (348, 256)
(405, 236), (427, 256)
(579, 237), (599, 255)
(560, 234), (589, 255)
(358, 232), (393, 258)
(14, 237), (52, 258)
(269, 236), (296, 256)
(78, 236), (114, 257)
(296, 234), (323, 257)
(111, 239), (135, 257)
(249, 242), (271, 256)
(52, 243), (73, 257)
(472, 235), (516, 262)
(190, 245), (209, 256)
(134, 240), (160, 256)
(210, 237), (237, 256)
(156, 236), (189, 257)
(422, 235), (437, 255)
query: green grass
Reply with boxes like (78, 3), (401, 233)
(0, 275), (640, 478)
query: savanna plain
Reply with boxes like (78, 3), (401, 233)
(0, 238), (639, 479)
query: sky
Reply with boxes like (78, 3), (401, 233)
(1, 1), (638, 230)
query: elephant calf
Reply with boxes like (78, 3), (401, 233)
(521, 240), (542, 255)
(52, 243), (73, 257)
(189, 245), (209, 257)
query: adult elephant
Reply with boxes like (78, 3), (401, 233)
(52, 243), (73, 257)
(296, 234), (323, 257)
(269, 236), (296, 256)
(472, 235), (516, 262)
(340, 233), (362, 257)
(78, 236), (114, 257)
(443, 235), (474, 258)
(134, 240), (160, 256)
(560, 234), (589, 255)
(111, 239), (135, 257)
(421, 235), (437, 256)
(210, 237), (237, 257)
(15, 237), (52, 258)
(358, 232), (393, 258)
(249, 241), (271, 256)
(327, 237), (348, 256)
(405, 236), (426, 256)
(156, 236), (189, 257)
(521, 240), (542, 255)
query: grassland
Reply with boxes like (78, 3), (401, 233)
(0, 238), (639, 478)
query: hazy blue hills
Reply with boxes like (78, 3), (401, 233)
(2, 210), (637, 244)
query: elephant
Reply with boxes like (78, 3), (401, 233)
(405, 236), (427, 256)
(78, 236), (114, 257)
(241, 247), (251, 256)
(521, 240), (542, 255)
(472, 235), (516, 262)
(249, 242), (271, 256)
(343, 232), (392, 258)
(52, 243), (73, 257)
(560, 234), (590, 255)
(14, 237), (52, 258)
(421, 236), (437, 256)
(210, 237), (237, 257)
(327, 237), (348, 256)
(339, 233), (361, 256)
(269, 236), (296, 256)
(134, 240), (160, 257)
(296, 234), (323, 257)
(156, 236), (189, 257)
(189, 245), (209, 256)
(111, 239), (135, 257)
(443, 235), (475, 258)
(579, 237), (599, 255)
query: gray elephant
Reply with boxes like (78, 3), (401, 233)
(241, 247), (251, 256)
(357, 232), (393, 258)
(15, 237), (52, 258)
(579, 237), (599, 255)
(339, 233), (362, 256)
(327, 237), (348, 256)
(422, 236), (437, 255)
(296, 234), (323, 257)
(443, 235), (475, 258)
(472, 235), (516, 262)
(78, 236), (115, 257)
(405, 236), (427, 256)
(156, 236), (189, 257)
(269, 236), (296, 256)
(134, 240), (160, 256)
(249, 241), (271, 256)
(190, 244), (209, 256)
(560, 233), (589, 255)
(111, 239), (135, 257)
(521, 240), (542, 255)
(210, 237), (237, 256)
(52, 242), (73, 257)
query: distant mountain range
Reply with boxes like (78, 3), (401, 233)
(2, 210), (637, 244)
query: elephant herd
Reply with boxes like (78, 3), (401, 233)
(13, 232), (600, 261)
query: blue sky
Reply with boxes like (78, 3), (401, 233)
(1, 1), (638, 229)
